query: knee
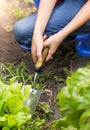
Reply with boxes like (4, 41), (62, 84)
(13, 21), (26, 43)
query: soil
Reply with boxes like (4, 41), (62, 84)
(0, 0), (90, 123)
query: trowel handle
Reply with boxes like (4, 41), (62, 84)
(35, 47), (49, 72)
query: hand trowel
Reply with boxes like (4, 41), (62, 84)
(23, 47), (49, 114)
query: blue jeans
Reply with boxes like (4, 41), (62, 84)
(13, 0), (90, 48)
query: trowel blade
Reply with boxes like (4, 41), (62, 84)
(24, 88), (42, 114)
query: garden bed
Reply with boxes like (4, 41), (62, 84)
(0, 0), (90, 129)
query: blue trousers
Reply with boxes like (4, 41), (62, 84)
(13, 0), (90, 48)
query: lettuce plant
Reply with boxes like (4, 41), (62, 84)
(0, 77), (31, 130)
(52, 67), (90, 130)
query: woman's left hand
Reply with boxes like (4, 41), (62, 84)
(43, 33), (64, 61)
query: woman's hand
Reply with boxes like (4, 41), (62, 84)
(31, 34), (43, 63)
(31, 33), (47, 63)
(43, 33), (64, 61)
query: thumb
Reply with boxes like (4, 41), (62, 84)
(43, 40), (49, 48)
(45, 49), (53, 61)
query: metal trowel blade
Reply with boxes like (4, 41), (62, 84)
(24, 88), (42, 114)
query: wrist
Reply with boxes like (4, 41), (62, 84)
(57, 29), (71, 42)
(34, 21), (46, 35)
(34, 26), (44, 36)
(33, 29), (43, 38)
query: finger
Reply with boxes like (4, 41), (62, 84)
(43, 34), (47, 41)
(31, 47), (37, 63)
(33, 55), (37, 63)
(36, 47), (43, 62)
(43, 37), (50, 48)
(43, 41), (48, 48)
(45, 49), (53, 61)
(32, 52), (37, 63)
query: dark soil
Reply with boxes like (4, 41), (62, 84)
(0, 0), (90, 123)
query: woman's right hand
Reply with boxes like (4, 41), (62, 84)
(31, 33), (47, 63)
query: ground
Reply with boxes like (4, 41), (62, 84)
(0, 0), (90, 122)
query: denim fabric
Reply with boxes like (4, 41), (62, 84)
(34, 0), (40, 8)
(13, 0), (89, 48)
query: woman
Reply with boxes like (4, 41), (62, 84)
(13, 0), (90, 63)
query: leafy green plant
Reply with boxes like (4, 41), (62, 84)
(0, 62), (54, 129)
(52, 67), (90, 130)
(13, 8), (27, 19)
(0, 62), (33, 85)
(0, 77), (32, 130)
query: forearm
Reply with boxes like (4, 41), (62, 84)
(57, 0), (90, 41)
(34, 0), (57, 35)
